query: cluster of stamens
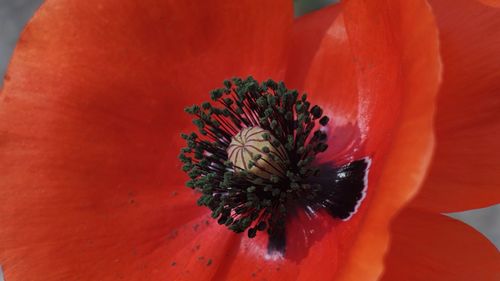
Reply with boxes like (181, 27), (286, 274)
(179, 77), (330, 238)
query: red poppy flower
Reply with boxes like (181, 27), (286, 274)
(0, 0), (498, 280)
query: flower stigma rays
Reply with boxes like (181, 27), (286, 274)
(179, 77), (370, 255)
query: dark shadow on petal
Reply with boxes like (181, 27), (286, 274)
(282, 207), (338, 262)
(312, 158), (371, 220)
(266, 157), (371, 261)
(267, 224), (287, 255)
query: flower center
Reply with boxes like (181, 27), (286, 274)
(227, 126), (288, 179)
(179, 77), (369, 244)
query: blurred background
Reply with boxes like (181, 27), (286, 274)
(0, 0), (498, 253)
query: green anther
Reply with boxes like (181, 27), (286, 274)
(194, 151), (203, 160)
(241, 217), (252, 229)
(268, 154), (276, 161)
(210, 89), (223, 101)
(253, 178), (264, 185)
(319, 116), (329, 126)
(182, 164), (192, 172)
(256, 96), (268, 107)
(178, 153), (189, 162)
(186, 180), (196, 188)
(188, 168), (202, 178)
(295, 102), (304, 113)
(196, 196), (206, 205)
(277, 82), (286, 93)
(310, 105), (323, 119)
(303, 101), (310, 111)
(247, 228), (257, 238)
(225, 217), (234, 226)
(184, 105), (201, 114)
(199, 159), (209, 167)
(259, 118), (269, 127)
(201, 102), (211, 110)
(221, 108), (231, 116)
(211, 119), (221, 128)
(264, 108), (273, 117)
(264, 79), (278, 89)
(267, 95), (277, 106)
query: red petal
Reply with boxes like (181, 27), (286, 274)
(0, 0), (292, 280)
(212, 210), (366, 280)
(382, 208), (500, 281)
(478, 0), (500, 8)
(286, 4), (361, 163)
(337, 2), (441, 279)
(155, 215), (241, 280)
(411, 0), (500, 212)
(289, 0), (440, 280)
(285, 0), (441, 280)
